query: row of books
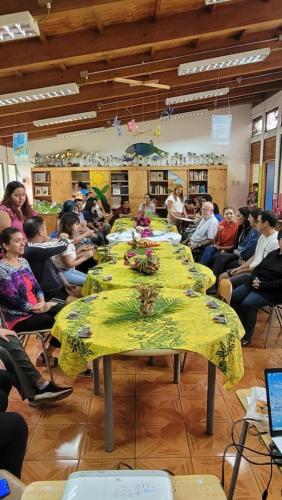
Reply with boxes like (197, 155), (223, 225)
(150, 185), (169, 195)
(150, 171), (167, 181)
(34, 186), (50, 196)
(189, 171), (208, 181)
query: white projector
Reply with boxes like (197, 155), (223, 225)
(62, 470), (173, 500)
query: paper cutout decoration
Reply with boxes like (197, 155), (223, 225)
(211, 114), (232, 145)
(153, 125), (161, 138)
(112, 115), (122, 136)
(160, 106), (174, 119)
(127, 118), (138, 132)
(13, 132), (29, 163)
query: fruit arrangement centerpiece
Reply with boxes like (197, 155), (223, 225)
(128, 231), (160, 249)
(124, 248), (160, 275)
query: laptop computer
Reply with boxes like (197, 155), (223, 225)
(265, 368), (282, 454)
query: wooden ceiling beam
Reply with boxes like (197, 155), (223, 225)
(153, 0), (162, 21)
(0, 0), (281, 74)
(0, 50), (281, 120)
(1, 67), (282, 130)
(0, 80), (281, 138)
(0, 34), (281, 95)
(0, 0), (125, 16)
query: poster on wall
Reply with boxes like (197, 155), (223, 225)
(13, 132), (29, 163)
(211, 115), (232, 145)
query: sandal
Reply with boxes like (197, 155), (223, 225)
(36, 353), (58, 368)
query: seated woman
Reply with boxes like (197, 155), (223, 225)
(165, 185), (187, 232)
(0, 181), (36, 235)
(212, 207), (259, 278)
(200, 207), (238, 267)
(231, 230), (282, 346)
(82, 197), (111, 241)
(53, 213), (94, 286)
(138, 194), (156, 215)
(0, 228), (65, 367)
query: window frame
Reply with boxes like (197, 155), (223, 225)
(265, 107), (279, 132)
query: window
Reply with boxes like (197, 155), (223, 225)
(265, 108), (278, 132)
(252, 116), (263, 136)
(7, 164), (17, 182)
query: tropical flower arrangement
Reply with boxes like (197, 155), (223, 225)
(136, 213), (151, 227)
(140, 227), (153, 238)
(124, 248), (160, 275)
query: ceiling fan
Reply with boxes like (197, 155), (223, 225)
(113, 77), (170, 90)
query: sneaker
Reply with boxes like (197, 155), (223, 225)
(28, 382), (73, 406)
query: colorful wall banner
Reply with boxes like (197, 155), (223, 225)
(211, 114), (232, 145)
(13, 132), (29, 163)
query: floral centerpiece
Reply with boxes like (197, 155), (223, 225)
(136, 213), (151, 227)
(124, 248), (159, 275)
(140, 227), (153, 238)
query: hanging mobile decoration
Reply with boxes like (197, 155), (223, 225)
(127, 118), (138, 132)
(160, 106), (174, 119)
(112, 114), (122, 136)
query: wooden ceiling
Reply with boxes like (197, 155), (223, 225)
(0, 0), (282, 143)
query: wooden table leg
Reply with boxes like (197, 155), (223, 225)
(206, 361), (216, 435)
(103, 356), (114, 452)
(173, 354), (180, 383)
(92, 358), (101, 395)
(227, 420), (249, 500)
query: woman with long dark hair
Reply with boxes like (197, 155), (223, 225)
(0, 181), (35, 234)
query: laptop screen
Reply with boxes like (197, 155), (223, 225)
(265, 369), (282, 435)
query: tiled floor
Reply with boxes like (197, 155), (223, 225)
(8, 310), (282, 499)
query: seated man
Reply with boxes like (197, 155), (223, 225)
(224, 210), (278, 289)
(0, 365), (28, 478)
(0, 326), (73, 405)
(23, 216), (73, 302)
(110, 200), (131, 225)
(187, 202), (218, 259)
(201, 194), (222, 221)
(231, 230), (282, 346)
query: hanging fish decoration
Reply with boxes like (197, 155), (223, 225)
(112, 115), (122, 136)
(126, 140), (167, 157)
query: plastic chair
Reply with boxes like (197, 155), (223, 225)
(0, 307), (54, 382)
(0, 470), (26, 500)
(262, 304), (282, 348)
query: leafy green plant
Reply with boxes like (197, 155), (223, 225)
(91, 185), (110, 212)
(104, 296), (184, 325)
(33, 200), (62, 214)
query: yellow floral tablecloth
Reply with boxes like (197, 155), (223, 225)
(83, 242), (214, 295)
(112, 216), (177, 233)
(52, 289), (244, 389)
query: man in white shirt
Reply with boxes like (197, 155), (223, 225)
(188, 202), (218, 259)
(227, 210), (278, 288)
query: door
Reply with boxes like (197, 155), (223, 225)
(264, 162), (275, 210)
(207, 168), (227, 213)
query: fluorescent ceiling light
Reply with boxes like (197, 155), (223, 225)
(160, 109), (209, 121)
(33, 111), (97, 127)
(56, 127), (105, 138)
(0, 11), (40, 42)
(178, 48), (270, 76)
(0, 83), (79, 107)
(205, 0), (231, 4)
(166, 88), (229, 105)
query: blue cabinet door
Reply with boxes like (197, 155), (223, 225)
(265, 162), (275, 210)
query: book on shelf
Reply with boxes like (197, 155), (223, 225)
(150, 184), (167, 195)
(150, 171), (157, 181)
(156, 172), (164, 181)
(34, 186), (42, 195)
(112, 186), (121, 195)
(41, 186), (49, 196)
(189, 171), (208, 181)
(34, 172), (47, 182)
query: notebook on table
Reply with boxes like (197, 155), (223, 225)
(265, 368), (282, 453)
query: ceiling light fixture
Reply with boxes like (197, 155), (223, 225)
(0, 83), (79, 107)
(205, 0), (231, 4)
(33, 111), (97, 127)
(56, 127), (105, 138)
(178, 48), (270, 76)
(0, 11), (40, 42)
(160, 109), (209, 121)
(165, 88), (229, 106)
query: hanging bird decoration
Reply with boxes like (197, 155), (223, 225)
(160, 106), (174, 119)
(153, 125), (161, 138)
(112, 115), (122, 136)
(125, 140), (167, 158)
(127, 118), (138, 132)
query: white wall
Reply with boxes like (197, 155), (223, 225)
(27, 103), (252, 207)
(251, 90), (282, 193)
